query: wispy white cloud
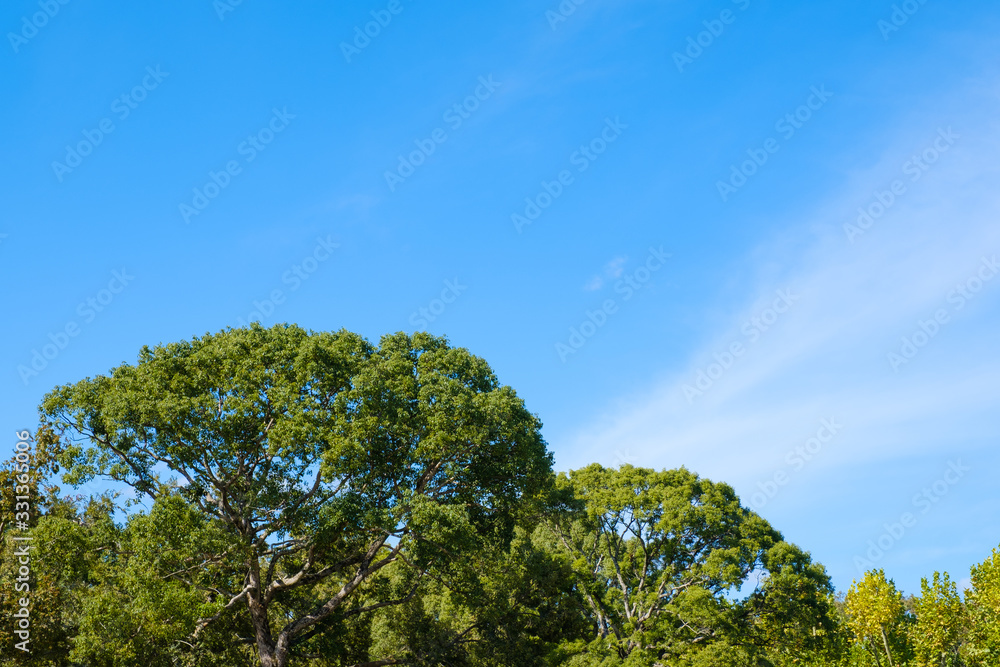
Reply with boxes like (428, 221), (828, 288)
(561, 80), (1000, 535)
(604, 255), (627, 278)
(584, 255), (629, 290)
(557, 92), (1000, 592)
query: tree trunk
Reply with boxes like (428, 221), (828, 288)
(880, 626), (894, 667)
(250, 596), (280, 667)
(247, 559), (282, 667)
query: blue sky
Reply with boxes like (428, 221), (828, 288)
(3, 0), (999, 596)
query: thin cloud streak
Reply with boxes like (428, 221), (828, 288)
(561, 96), (1000, 497)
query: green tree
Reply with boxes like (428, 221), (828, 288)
(39, 325), (554, 667)
(965, 545), (1000, 666)
(911, 571), (964, 667)
(68, 491), (254, 666)
(729, 540), (841, 666)
(0, 425), (94, 666)
(367, 522), (592, 666)
(844, 569), (911, 667)
(537, 464), (837, 665)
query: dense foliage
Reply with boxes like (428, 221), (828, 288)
(1, 325), (996, 666)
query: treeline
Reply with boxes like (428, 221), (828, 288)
(0, 325), (997, 666)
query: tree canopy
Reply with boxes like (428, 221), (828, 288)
(536, 464), (838, 666)
(36, 325), (553, 666)
(1, 324), (996, 666)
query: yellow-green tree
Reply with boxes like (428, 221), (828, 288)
(965, 545), (1000, 666)
(911, 571), (964, 667)
(845, 569), (910, 667)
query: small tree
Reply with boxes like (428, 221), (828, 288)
(965, 545), (1000, 666)
(911, 571), (964, 667)
(845, 569), (910, 667)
